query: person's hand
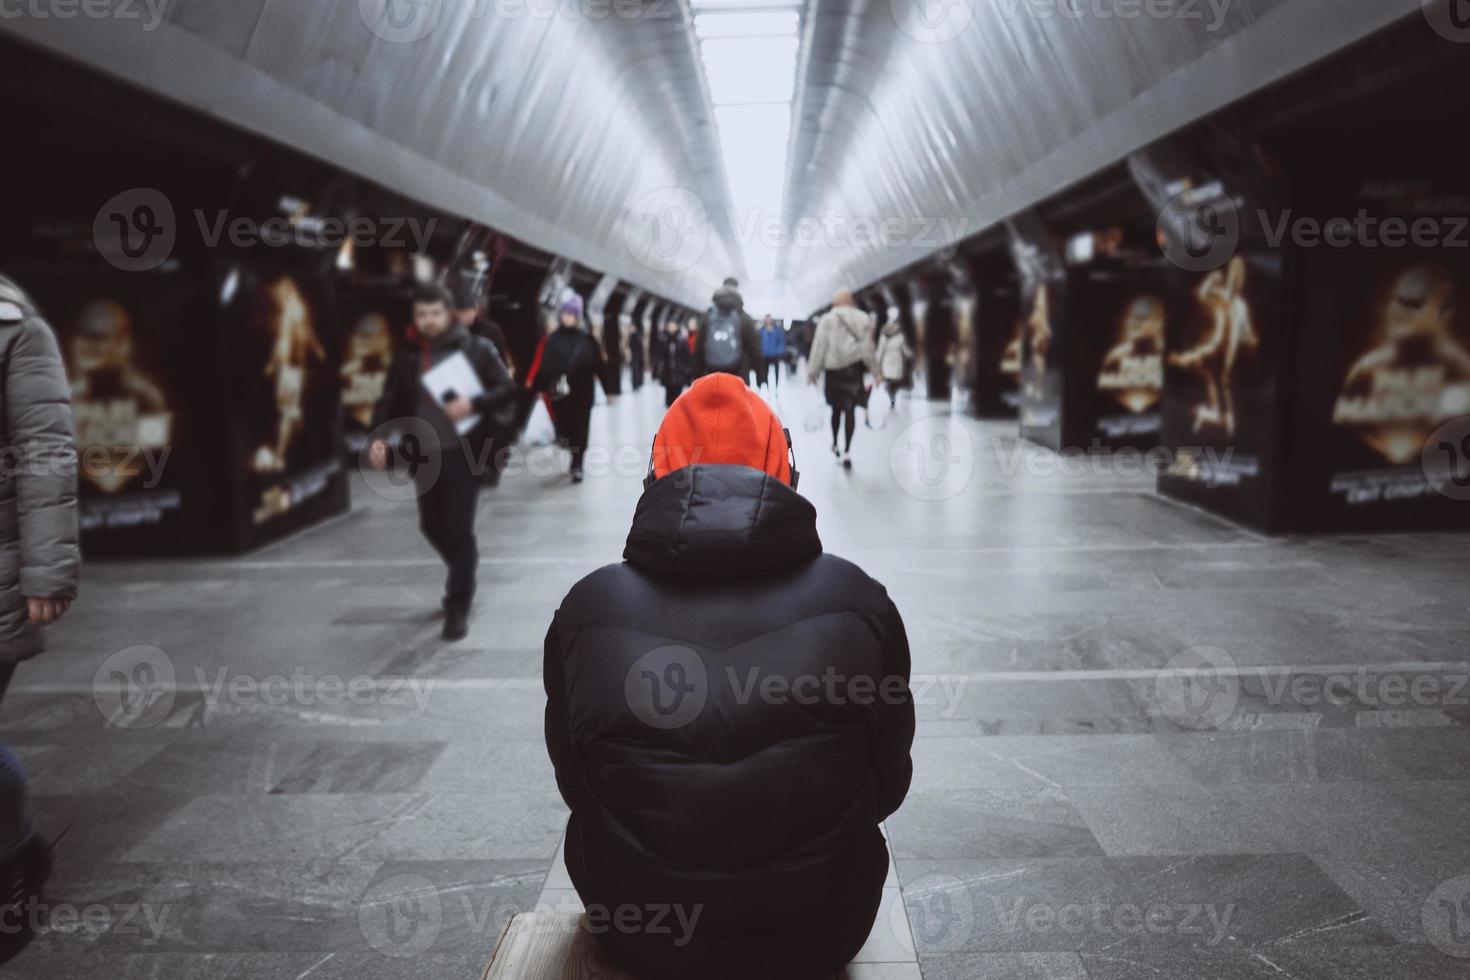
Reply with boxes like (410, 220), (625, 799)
(368, 439), (390, 471)
(444, 397), (475, 423)
(26, 597), (70, 626)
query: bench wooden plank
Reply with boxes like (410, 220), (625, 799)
(483, 913), (638, 980)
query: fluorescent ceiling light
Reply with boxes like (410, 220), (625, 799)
(700, 36), (797, 105)
(695, 4), (803, 285)
(692, 0), (800, 9)
(694, 11), (799, 38)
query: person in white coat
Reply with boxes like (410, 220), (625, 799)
(874, 319), (911, 409)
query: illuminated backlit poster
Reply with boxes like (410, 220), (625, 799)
(221, 262), (345, 539)
(1310, 259), (1470, 520)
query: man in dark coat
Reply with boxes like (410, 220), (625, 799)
(693, 277), (761, 381)
(543, 373), (914, 980)
(368, 285), (515, 640)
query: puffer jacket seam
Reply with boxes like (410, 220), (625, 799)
(558, 608), (881, 654)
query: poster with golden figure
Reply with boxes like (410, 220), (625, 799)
(1159, 248), (1282, 528)
(1017, 276), (1066, 449)
(221, 261), (345, 539)
(44, 289), (187, 538)
(1091, 290), (1166, 444)
(337, 289), (409, 456)
(1169, 258), (1259, 440)
(1152, 249), (1281, 528)
(971, 281), (1021, 419)
(1305, 257), (1470, 525)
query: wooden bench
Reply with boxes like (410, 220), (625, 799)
(482, 912), (887, 979)
(483, 913), (637, 979)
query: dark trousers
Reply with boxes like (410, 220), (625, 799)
(664, 384), (685, 408)
(555, 394), (595, 472)
(416, 453), (480, 609)
(0, 664), (12, 707)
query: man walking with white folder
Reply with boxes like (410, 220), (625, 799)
(369, 285), (515, 640)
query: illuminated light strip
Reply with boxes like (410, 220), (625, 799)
(691, 2), (802, 295)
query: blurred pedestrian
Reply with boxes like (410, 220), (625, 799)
(0, 274), (79, 698)
(874, 317), (912, 409)
(369, 285), (516, 641)
(654, 316), (694, 408)
(525, 293), (610, 484)
(758, 315), (786, 391)
(695, 277), (760, 380)
(0, 274), (77, 962)
(628, 320), (645, 392)
(807, 289), (879, 468)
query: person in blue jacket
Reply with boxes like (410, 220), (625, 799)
(757, 314), (787, 391)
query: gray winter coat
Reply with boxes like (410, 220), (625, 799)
(0, 275), (80, 665)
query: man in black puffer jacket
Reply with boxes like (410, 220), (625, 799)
(544, 373), (914, 980)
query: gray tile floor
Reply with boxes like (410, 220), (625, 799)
(3, 379), (1469, 978)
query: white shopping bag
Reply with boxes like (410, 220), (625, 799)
(803, 401), (827, 433)
(522, 396), (557, 447)
(865, 385), (891, 431)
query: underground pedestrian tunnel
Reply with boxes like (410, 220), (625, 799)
(0, 2), (1468, 977)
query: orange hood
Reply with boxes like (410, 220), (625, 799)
(652, 374), (792, 484)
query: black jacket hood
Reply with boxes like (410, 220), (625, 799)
(625, 465), (821, 578)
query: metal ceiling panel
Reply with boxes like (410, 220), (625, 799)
(781, 0), (1420, 308)
(3, 0), (1420, 312)
(2, 0), (738, 308)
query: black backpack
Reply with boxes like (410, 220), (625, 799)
(703, 307), (743, 373)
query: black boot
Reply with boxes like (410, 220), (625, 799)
(0, 837), (52, 966)
(442, 602), (470, 642)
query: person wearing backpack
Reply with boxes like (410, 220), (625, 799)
(694, 278), (760, 381)
(543, 373), (914, 980)
(368, 285), (517, 641)
(525, 293), (609, 484)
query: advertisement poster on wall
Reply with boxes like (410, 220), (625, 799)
(972, 281), (1021, 419)
(1292, 247), (1470, 529)
(338, 288), (408, 457)
(1076, 272), (1167, 448)
(18, 273), (200, 551)
(218, 258), (347, 548)
(1009, 214), (1067, 450)
(1158, 249), (1284, 527)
